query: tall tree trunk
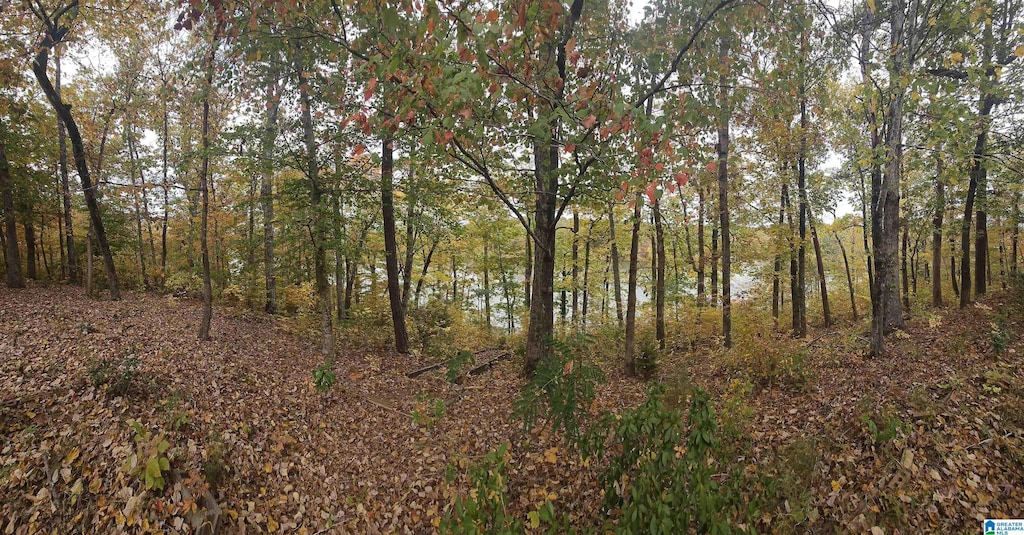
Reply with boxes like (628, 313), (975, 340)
(624, 195), (642, 375)
(786, 182), (799, 334)
(932, 153), (944, 307)
(836, 230), (858, 321)
(950, 234), (959, 297)
(161, 87), (170, 285)
(607, 202), (624, 329)
(716, 42), (732, 347)
(261, 80), (280, 313)
(126, 124), (149, 289)
(0, 129), (24, 288)
(402, 183), (417, 308)
(24, 216), (37, 280)
(40, 214), (51, 280)
(197, 21), (223, 340)
(773, 182), (786, 324)
(654, 199), (666, 349)
(710, 218), (718, 306)
(809, 211), (831, 327)
(961, 96), (996, 307)
(1012, 192), (1019, 275)
(901, 220), (910, 310)
(32, 40), (119, 299)
(860, 171), (874, 304)
(524, 216), (532, 309)
(483, 239), (492, 328)
(381, 136), (410, 354)
(796, 94), (809, 338)
(298, 63), (333, 356)
(697, 187), (706, 311)
(582, 219), (592, 326)
(55, 46), (77, 283)
(522, 114), (562, 373)
(571, 211), (579, 325)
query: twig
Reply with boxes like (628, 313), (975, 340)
(359, 394), (412, 419)
(967, 431), (1016, 450)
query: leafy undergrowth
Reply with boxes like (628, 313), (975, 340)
(1, 285), (1023, 534)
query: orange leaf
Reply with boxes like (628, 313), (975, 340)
(581, 114), (596, 129)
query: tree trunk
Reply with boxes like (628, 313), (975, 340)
(932, 154), (944, 307)
(161, 87), (170, 286)
(716, 46), (732, 347)
(809, 211), (830, 327)
(624, 195), (642, 375)
(298, 62), (333, 357)
(836, 231), (858, 321)
(901, 220), (910, 310)
(654, 199), (666, 349)
(24, 216), (37, 280)
(796, 95), (809, 338)
(0, 129), (24, 288)
(524, 216), (532, 309)
(402, 182), (417, 308)
(860, 171), (874, 305)
(582, 219), (592, 326)
(1012, 192), (1019, 275)
(773, 182), (785, 324)
(32, 41), (119, 299)
(414, 237), (438, 306)
(261, 81), (281, 314)
(55, 46), (77, 284)
(523, 128), (559, 374)
(697, 187), (706, 312)
(381, 136), (410, 354)
(571, 211), (579, 325)
(126, 124), (149, 289)
(950, 234), (959, 297)
(607, 202), (623, 329)
(197, 21), (222, 341)
(483, 240), (491, 328)
(960, 96), (996, 307)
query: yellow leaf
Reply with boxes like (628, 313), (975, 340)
(1015, 44), (1024, 58)
(866, 0), (876, 13)
(543, 447), (558, 464)
(831, 479), (841, 492)
(951, 51), (964, 65)
(267, 517), (279, 532)
(64, 448), (80, 466)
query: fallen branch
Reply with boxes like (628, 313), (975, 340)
(464, 351), (513, 377)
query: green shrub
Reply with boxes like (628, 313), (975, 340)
(601, 385), (730, 535)
(312, 360), (336, 392)
(88, 353), (144, 398)
(513, 334), (606, 456)
(991, 316), (1010, 355)
(633, 337), (659, 379)
(446, 350), (475, 383)
(165, 272), (202, 298)
(123, 421), (171, 492)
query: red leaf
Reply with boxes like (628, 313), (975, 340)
(674, 171), (690, 187)
(486, 9), (499, 22)
(645, 182), (657, 204)
(352, 144), (366, 157)
(564, 143), (576, 153)
(705, 161), (717, 174)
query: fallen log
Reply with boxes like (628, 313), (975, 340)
(405, 348), (507, 378)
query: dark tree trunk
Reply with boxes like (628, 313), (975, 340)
(809, 211), (830, 327)
(796, 95), (809, 338)
(716, 52), (732, 347)
(624, 195), (642, 375)
(197, 21), (223, 341)
(654, 199), (666, 349)
(571, 211), (579, 325)
(402, 182), (417, 308)
(582, 220), (592, 326)
(522, 128), (559, 374)
(126, 123), (149, 289)
(298, 63), (333, 357)
(483, 240), (491, 327)
(414, 237), (438, 305)
(950, 234), (960, 297)
(32, 40), (119, 299)
(932, 154), (944, 307)
(860, 171), (874, 304)
(24, 217), (37, 280)
(524, 217), (532, 309)
(161, 86), (170, 285)
(261, 81), (281, 314)
(710, 219), (718, 305)
(0, 129), (24, 288)
(55, 46), (77, 283)
(607, 202), (624, 329)
(773, 182), (785, 324)
(381, 137), (410, 353)
(901, 221), (910, 310)
(697, 187), (706, 310)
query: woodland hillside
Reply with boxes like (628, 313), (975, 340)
(1, 0), (1024, 533)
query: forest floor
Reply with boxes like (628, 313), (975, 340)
(2, 285), (1024, 534)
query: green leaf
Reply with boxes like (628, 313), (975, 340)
(146, 457), (162, 478)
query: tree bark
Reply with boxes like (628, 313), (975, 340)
(261, 80), (281, 314)
(414, 237), (438, 305)
(483, 239), (492, 327)
(32, 39), (119, 299)
(571, 211), (579, 325)
(298, 60), (334, 357)
(932, 153), (944, 307)
(55, 46), (77, 283)
(716, 44), (732, 347)
(607, 201), (623, 329)
(0, 128), (24, 288)
(582, 220), (592, 326)
(772, 182), (786, 324)
(809, 211), (830, 327)
(126, 123), (149, 289)
(381, 136), (410, 353)
(624, 195), (642, 375)
(697, 187), (706, 310)
(654, 199), (666, 349)
(402, 177), (417, 308)
(960, 95), (996, 308)
(24, 216), (37, 280)
(522, 127), (559, 374)
(197, 21), (222, 341)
